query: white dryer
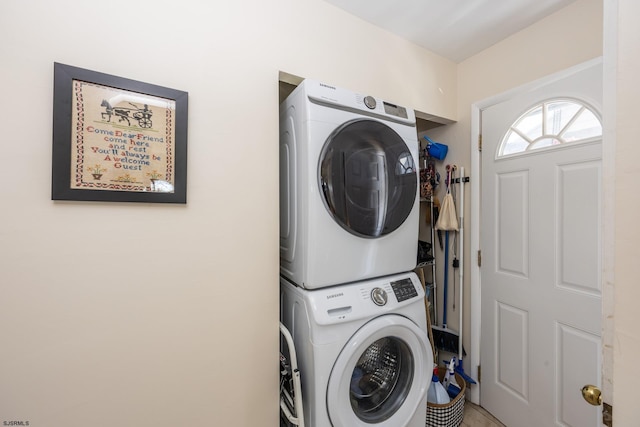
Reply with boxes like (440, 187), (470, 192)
(280, 80), (420, 289)
(280, 272), (433, 427)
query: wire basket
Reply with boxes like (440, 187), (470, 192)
(425, 368), (465, 427)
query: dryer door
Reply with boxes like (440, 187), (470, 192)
(327, 314), (431, 427)
(319, 119), (417, 238)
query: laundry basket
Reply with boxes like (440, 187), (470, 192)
(425, 367), (466, 427)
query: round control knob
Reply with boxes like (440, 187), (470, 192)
(371, 287), (388, 306)
(363, 96), (377, 110)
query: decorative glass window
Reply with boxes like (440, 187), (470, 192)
(499, 99), (602, 156)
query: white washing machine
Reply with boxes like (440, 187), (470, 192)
(280, 271), (433, 427)
(280, 80), (420, 289)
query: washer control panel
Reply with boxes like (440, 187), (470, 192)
(304, 272), (424, 325)
(390, 277), (419, 302)
(370, 287), (388, 306)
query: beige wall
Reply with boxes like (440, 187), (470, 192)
(442, 0), (602, 165)
(4, 0), (634, 424)
(0, 1), (455, 426)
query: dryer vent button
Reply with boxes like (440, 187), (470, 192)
(371, 287), (388, 306)
(364, 96), (377, 110)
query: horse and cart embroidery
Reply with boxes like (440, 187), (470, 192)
(101, 100), (153, 129)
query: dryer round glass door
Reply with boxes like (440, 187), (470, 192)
(326, 315), (432, 427)
(319, 119), (417, 238)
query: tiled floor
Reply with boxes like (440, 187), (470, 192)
(279, 399), (505, 427)
(462, 402), (506, 427)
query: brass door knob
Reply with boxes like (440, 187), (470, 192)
(581, 384), (602, 406)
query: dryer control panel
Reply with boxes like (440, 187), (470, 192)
(382, 101), (409, 119)
(303, 79), (416, 126)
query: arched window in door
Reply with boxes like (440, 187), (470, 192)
(498, 99), (602, 157)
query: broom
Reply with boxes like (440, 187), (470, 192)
(453, 167), (476, 384)
(431, 165), (460, 355)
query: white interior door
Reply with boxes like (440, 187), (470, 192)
(480, 63), (603, 427)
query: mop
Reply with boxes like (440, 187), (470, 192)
(431, 165), (460, 355)
(433, 166), (476, 385)
(452, 166), (476, 385)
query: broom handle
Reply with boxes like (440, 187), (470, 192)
(430, 196), (438, 325)
(458, 167), (465, 361)
(443, 231), (449, 327)
(442, 166), (452, 327)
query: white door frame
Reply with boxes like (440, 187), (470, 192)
(469, 57), (609, 407)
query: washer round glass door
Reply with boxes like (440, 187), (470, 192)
(327, 315), (432, 426)
(319, 119), (417, 238)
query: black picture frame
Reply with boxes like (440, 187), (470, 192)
(52, 63), (188, 203)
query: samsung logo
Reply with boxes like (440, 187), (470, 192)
(320, 83), (336, 90)
(326, 292), (344, 299)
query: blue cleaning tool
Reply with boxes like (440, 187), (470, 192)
(454, 358), (477, 385)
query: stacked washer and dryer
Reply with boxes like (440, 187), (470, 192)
(279, 80), (434, 427)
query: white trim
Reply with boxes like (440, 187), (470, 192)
(601, 0), (617, 406)
(469, 106), (481, 405)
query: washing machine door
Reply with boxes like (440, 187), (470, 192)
(327, 314), (431, 427)
(319, 119), (417, 238)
